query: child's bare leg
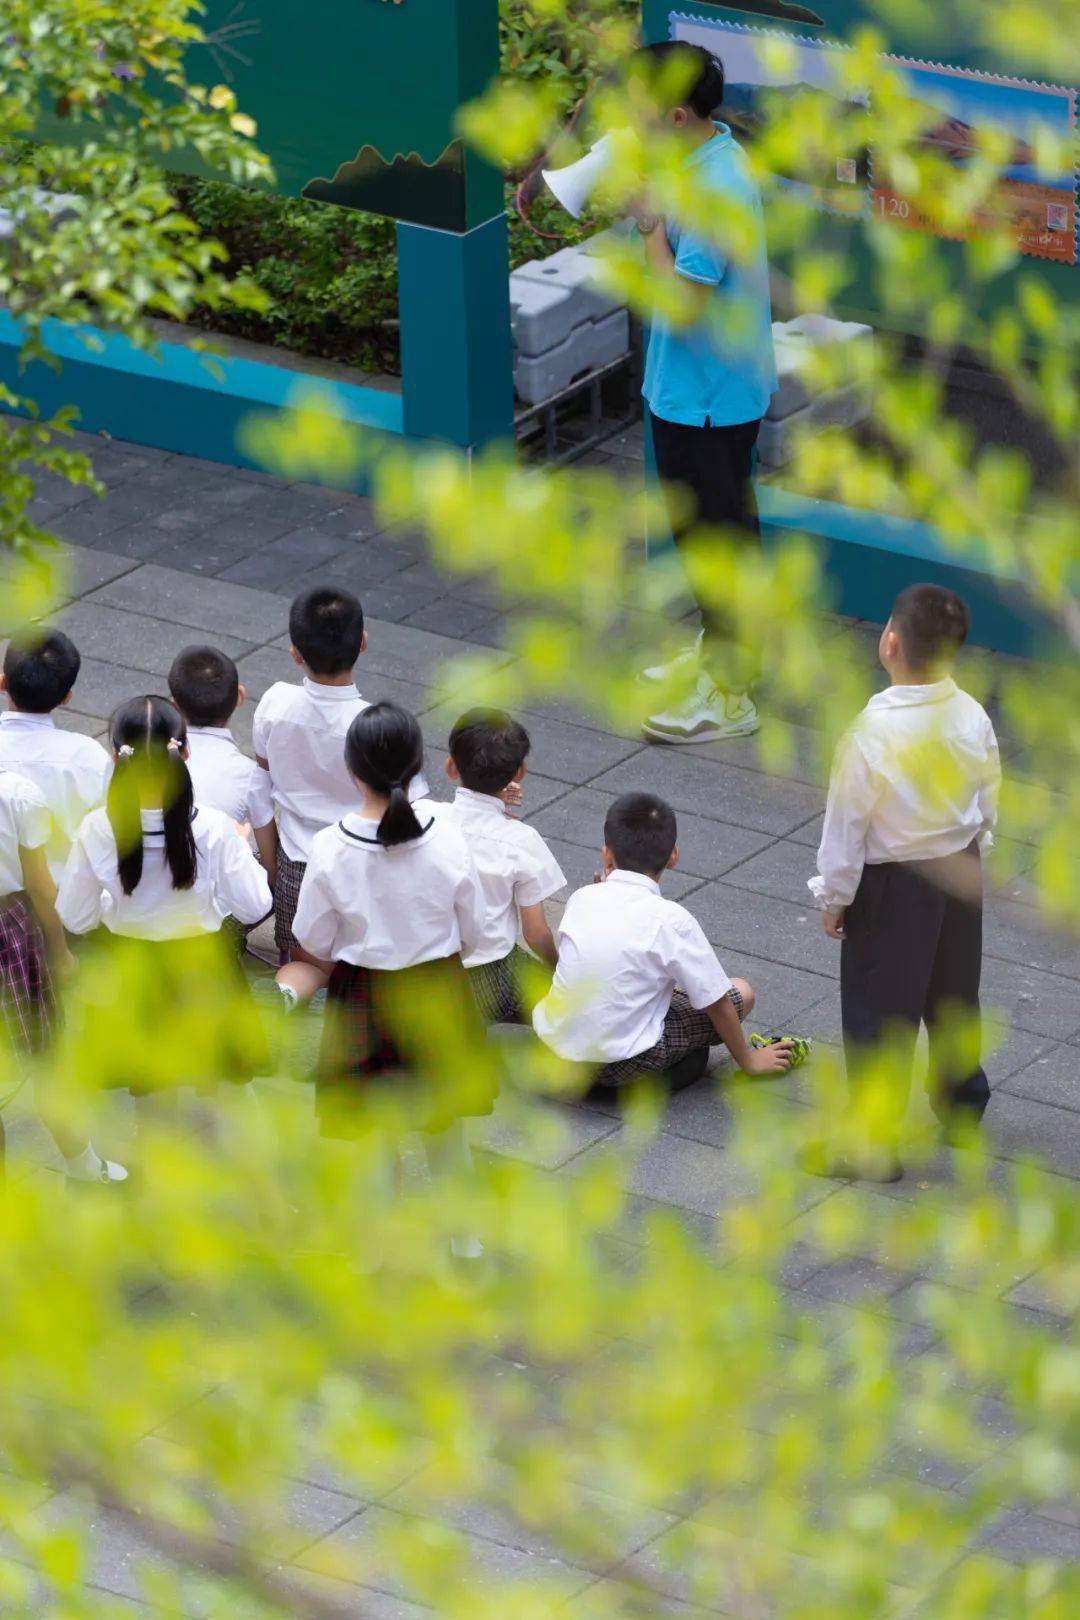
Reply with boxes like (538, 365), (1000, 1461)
(277, 956), (332, 1001)
(730, 978), (756, 1021)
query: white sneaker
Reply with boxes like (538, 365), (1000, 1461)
(639, 630), (703, 685)
(643, 677), (760, 744)
(65, 1147), (129, 1184)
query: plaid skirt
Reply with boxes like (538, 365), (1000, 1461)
(466, 946), (538, 1026)
(0, 894), (55, 1060)
(273, 852), (307, 962)
(59, 930), (268, 1095)
(317, 955), (498, 1138)
(595, 985), (745, 1089)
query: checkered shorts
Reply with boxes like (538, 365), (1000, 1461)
(594, 985), (744, 1089)
(466, 947), (533, 1026)
(274, 852), (307, 961)
(0, 895), (56, 1059)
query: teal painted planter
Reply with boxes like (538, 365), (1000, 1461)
(0, 312), (403, 489)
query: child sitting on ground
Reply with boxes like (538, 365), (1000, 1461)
(445, 708), (565, 1024)
(533, 792), (793, 1089)
(809, 583), (1000, 1178)
(252, 587), (427, 963)
(57, 696), (272, 1107)
(0, 629), (111, 883)
(168, 644), (279, 889)
(281, 703), (493, 1252)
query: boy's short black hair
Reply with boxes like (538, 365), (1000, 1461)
(2, 628), (81, 713)
(890, 584), (971, 673)
(631, 42), (725, 119)
(288, 587), (365, 677)
(604, 792), (678, 876)
(449, 708), (531, 795)
(167, 645), (241, 728)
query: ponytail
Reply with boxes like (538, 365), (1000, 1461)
(343, 702), (426, 848)
(107, 696), (198, 895)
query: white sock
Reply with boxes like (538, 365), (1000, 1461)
(64, 1143), (103, 1178)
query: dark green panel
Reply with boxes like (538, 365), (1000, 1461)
(194, 0), (502, 229)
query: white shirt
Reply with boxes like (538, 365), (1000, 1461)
(292, 801), (485, 971)
(251, 678), (429, 863)
(445, 787), (566, 967)
(186, 727), (275, 829)
(533, 869), (732, 1063)
(0, 711), (112, 882)
(810, 677), (1001, 912)
(0, 769), (51, 898)
(57, 804), (271, 940)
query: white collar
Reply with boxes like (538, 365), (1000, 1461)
(0, 710), (56, 728)
(453, 786), (509, 820)
(140, 808), (166, 832)
(187, 726), (235, 742)
(337, 809), (436, 847)
(302, 677), (361, 703)
(605, 869), (661, 895)
(867, 677), (958, 712)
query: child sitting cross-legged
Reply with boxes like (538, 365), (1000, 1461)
(533, 792), (795, 1090)
(444, 708), (566, 1025)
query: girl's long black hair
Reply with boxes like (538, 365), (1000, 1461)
(344, 702), (426, 847)
(107, 696), (197, 895)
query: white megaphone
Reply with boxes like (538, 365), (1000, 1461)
(541, 134), (616, 220)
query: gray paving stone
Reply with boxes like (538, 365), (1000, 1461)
(60, 657), (155, 720)
(56, 600), (253, 680)
(979, 1508), (1080, 1563)
(713, 950), (832, 1029)
(964, 956), (1080, 1043)
(591, 751), (824, 835)
(424, 707), (643, 786)
(687, 882), (836, 977)
(310, 576), (445, 624)
(149, 479), (272, 535)
(472, 1095), (619, 1170)
(662, 1075), (793, 1151)
(149, 528), (275, 576)
(673, 720), (829, 790)
(720, 837), (824, 907)
(86, 563), (287, 645)
(51, 499), (171, 551)
(564, 1131), (833, 1221)
(54, 709), (108, 740)
(983, 897), (1080, 980)
(56, 544), (140, 599)
(985, 1093), (1080, 1178)
(404, 595), (500, 639)
(283, 1568), (433, 1619)
(798, 1256), (912, 1307)
(998, 1043), (1079, 1109)
(295, 1503), (595, 1602)
(529, 786), (775, 881)
(218, 534), (410, 595)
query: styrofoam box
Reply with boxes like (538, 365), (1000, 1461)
(510, 276), (583, 359)
(514, 310), (631, 406)
(766, 315), (874, 423)
(757, 383), (870, 468)
(514, 243), (621, 324)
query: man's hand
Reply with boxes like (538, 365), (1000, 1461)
(500, 782), (524, 816)
(742, 1039), (794, 1076)
(823, 908), (846, 940)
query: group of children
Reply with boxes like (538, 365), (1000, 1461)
(0, 576), (999, 1184)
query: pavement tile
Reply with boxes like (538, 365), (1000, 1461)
(404, 596), (501, 639)
(687, 882), (836, 977)
(979, 957), (1080, 1043)
(54, 710), (108, 740)
(56, 600), (253, 678)
(86, 563), (287, 645)
(61, 657), (159, 719)
(315, 576), (445, 624)
(978, 1508), (1080, 1563)
(673, 721), (829, 790)
(983, 898), (1080, 980)
(283, 1568), (433, 1619)
(471, 1095), (620, 1171)
(529, 786), (775, 880)
(661, 1074), (793, 1151)
(984, 1093), (1080, 1179)
(217, 534), (411, 595)
(719, 838), (824, 907)
(54, 544), (140, 599)
(51, 500), (172, 552)
(998, 1044), (1080, 1109)
(295, 1503), (595, 1602)
(591, 751), (824, 835)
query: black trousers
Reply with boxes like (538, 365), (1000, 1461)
(650, 412), (762, 686)
(840, 844), (991, 1126)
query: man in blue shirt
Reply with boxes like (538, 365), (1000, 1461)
(632, 43), (777, 743)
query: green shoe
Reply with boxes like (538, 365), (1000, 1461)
(749, 1032), (812, 1069)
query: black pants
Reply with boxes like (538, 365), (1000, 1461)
(650, 412), (762, 687)
(841, 845), (991, 1126)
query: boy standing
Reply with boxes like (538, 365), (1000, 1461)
(445, 709), (566, 1024)
(252, 587), (427, 960)
(168, 645), (279, 887)
(533, 792), (792, 1087)
(0, 630), (111, 882)
(810, 585), (1000, 1166)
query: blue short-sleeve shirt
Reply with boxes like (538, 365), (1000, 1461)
(642, 124), (777, 429)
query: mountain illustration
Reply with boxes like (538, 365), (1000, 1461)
(303, 138), (467, 232)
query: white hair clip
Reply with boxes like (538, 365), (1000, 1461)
(117, 744), (135, 759)
(166, 738), (183, 755)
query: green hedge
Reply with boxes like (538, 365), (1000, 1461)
(174, 179), (596, 375)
